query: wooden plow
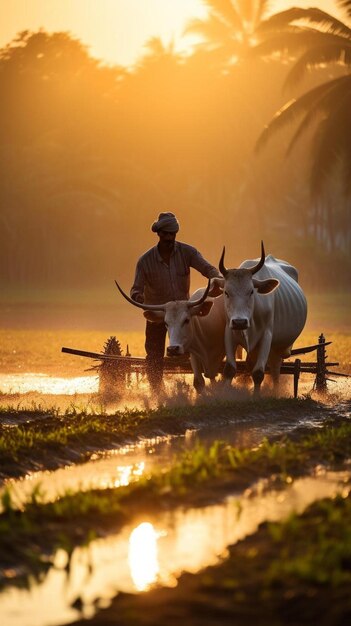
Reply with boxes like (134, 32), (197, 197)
(62, 333), (349, 398)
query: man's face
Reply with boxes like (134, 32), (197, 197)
(158, 230), (176, 248)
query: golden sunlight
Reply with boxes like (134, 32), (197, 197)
(128, 522), (160, 591)
(0, 373), (98, 394)
(0, 0), (207, 67)
(0, 1), (342, 67)
(114, 462), (145, 488)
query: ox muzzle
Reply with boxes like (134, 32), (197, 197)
(230, 318), (249, 331)
(167, 345), (183, 357)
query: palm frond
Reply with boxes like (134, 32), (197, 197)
(285, 41), (351, 89)
(255, 28), (347, 57)
(310, 85), (351, 195)
(286, 75), (351, 154)
(255, 75), (350, 152)
(337, 0), (351, 20)
(257, 8), (351, 38)
(202, 0), (243, 29)
(190, 40), (240, 67)
(254, 0), (272, 24)
(184, 15), (232, 44)
(233, 0), (254, 24)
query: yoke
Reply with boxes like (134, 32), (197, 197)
(62, 334), (349, 398)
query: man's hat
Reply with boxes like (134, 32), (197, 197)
(151, 212), (180, 233)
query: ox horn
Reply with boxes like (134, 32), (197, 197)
(219, 247), (228, 278)
(187, 279), (211, 308)
(249, 241), (266, 275)
(114, 281), (165, 311)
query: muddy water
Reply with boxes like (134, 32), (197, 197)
(0, 368), (350, 624)
(4, 392), (345, 508)
(1, 369), (349, 410)
(2, 434), (183, 507)
(1, 469), (350, 626)
(1, 370), (350, 540)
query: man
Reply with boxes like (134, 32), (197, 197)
(130, 212), (221, 390)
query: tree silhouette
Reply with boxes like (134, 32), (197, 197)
(0, 26), (348, 290)
(255, 1), (351, 197)
(185, 0), (278, 66)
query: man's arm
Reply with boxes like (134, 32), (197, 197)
(189, 248), (223, 297)
(190, 248), (221, 279)
(130, 260), (145, 304)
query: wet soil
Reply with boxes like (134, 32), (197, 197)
(2, 412), (351, 582)
(0, 398), (344, 481)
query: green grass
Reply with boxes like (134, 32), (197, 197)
(0, 396), (320, 470)
(266, 495), (351, 586)
(2, 419), (351, 581)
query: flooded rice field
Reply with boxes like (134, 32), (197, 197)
(0, 327), (350, 625)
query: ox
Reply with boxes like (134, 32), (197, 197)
(218, 242), (307, 393)
(115, 280), (226, 392)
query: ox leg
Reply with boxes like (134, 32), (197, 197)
(268, 354), (282, 394)
(190, 354), (205, 394)
(194, 375), (205, 393)
(223, 326), (237, 384)
(252, 369), (265, 395)
(252, 331), (272, 395)
(223, 361), (236, 382)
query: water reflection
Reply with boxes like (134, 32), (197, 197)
(2, 460), (148, 510)
(0, 470), (350, 626)
(129, 523), (159, 590)
(0, 372), (98, 395)
(115, 462), (145, 488)
(2, 435), (178, 508)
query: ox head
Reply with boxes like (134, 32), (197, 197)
(114, 280), (213, 356)
(218, 242), (279, 331)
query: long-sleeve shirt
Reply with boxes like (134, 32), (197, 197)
(130, 241), (220, 304)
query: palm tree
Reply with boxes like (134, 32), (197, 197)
(255, 1), (351, 197)
(185, 0), (275, 66)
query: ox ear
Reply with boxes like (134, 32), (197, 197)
(253, 278), (280, 294)
(143, 311), (165, 323)
(190, 301), (214, 317)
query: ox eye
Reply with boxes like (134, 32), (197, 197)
(183, 319), (190, 325)
(250, 289), (254, 296)
(224, 291), (229, 297)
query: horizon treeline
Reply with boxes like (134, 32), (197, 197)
(1, 29), (350, 294)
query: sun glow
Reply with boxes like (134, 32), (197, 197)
(128, 522), (160, 591)
(0, 0), (208, 67)
(0, 1), (343, 65)
(0, 373), (98, 395)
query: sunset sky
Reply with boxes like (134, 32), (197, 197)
(0, 0), (345, 67)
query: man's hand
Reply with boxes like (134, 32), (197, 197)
(208, 277), (224, 298)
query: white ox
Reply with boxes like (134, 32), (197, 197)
(218, 243), (307, 393)
(115, 280), (226, 392)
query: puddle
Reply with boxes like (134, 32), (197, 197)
(1, 469), (350, 626)
(2, 395), (338, 508)
(1, 435), (179, 508)
(0, 373), (98, 395)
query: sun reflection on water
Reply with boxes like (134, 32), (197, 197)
(128, 522), (160, 591)
(114, 462), (145, 487)
(0, 373), (98, 395)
